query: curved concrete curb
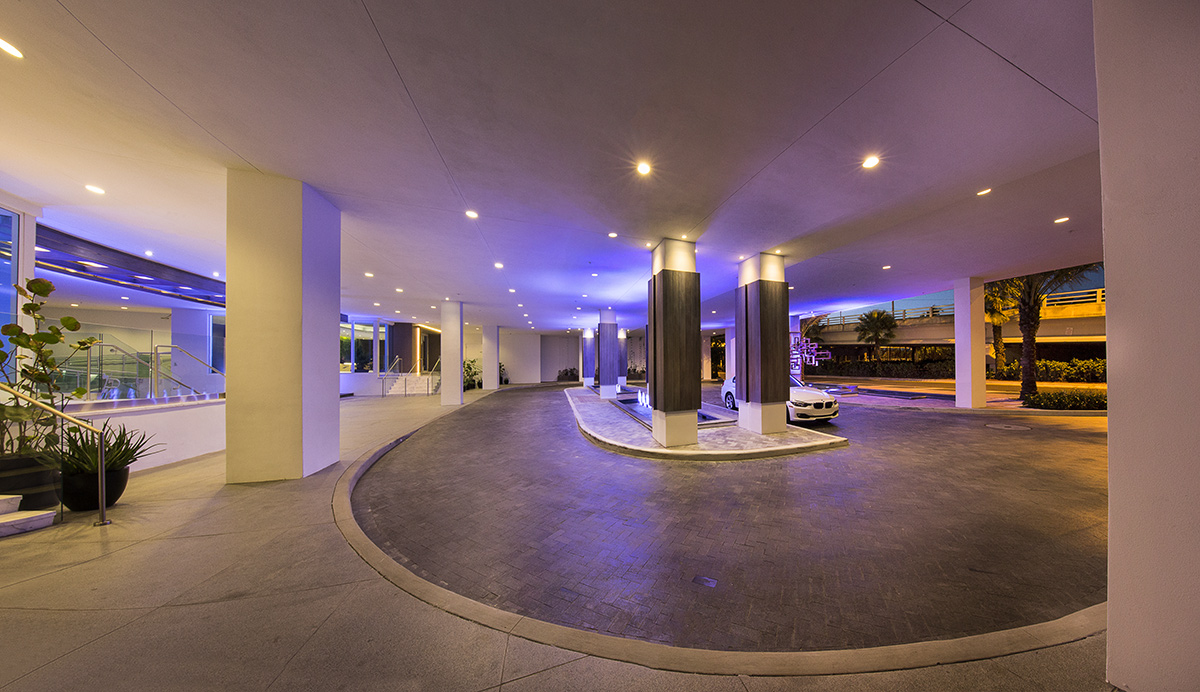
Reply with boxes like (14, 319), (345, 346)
(565, 390), (848, 461)
(333, 425), (1107, 676)
(839, 401), (1108, 417)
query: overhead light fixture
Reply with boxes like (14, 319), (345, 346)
(862, 156), (880, 168)
(882, 265), (892, 270)
(591, 273), (598, 277)
(636, 162), (651, 175)
(646, 242), (652, 247)
(395, 310), (401, 314)
(681, 235), (688, 239)
(775, 250), (781, 254)
(518, 303), (523, 307)
(78, 261), (107, 268)
(179, 287), (192, 291)
(608, 232), (617, 238)
(430, 305), (435, 309)
(395, 288), (403, 292)
(788, 286), (794, 290)
(134, 275), (154, 280)
(0, 38), (24, 59)
(494, 262), (504, 269)
(523, 313), (529, 317)
(465, 210), (478, 218)
(85, 185), (105, 194)
(576, 307), (581, 310)
(120, 296), (129, 300)
(528, 321), (532, 324)
(444, 297), (449, 300)
(144, 250), (153, 257)
(374, 303), (381, 306)
(70, 303), (79, 307)
(738, 255), (744, 260)
(34, 246), (49, 253)
(120, 306), (128, 310)
(212, 271), (220, 277)
(582, 294), (587, 297)
(1054, 217), (1070, 224)
(509, 288), (516, 293)
(977, 188), (992, 196)
(572, 316), (577, 319)
(711, 310), (716, 314)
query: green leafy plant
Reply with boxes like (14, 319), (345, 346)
(854, 310), (898, 362)
(1023, 390), (1107, 410)
(0, 278), (97, 456)
(53, 422), (163, 475)
(462, 358), (481, 389)
(557, 367), (578, 382)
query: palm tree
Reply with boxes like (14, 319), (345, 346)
(984, 285), (1012, 374)
(854, 309), (898, 362)
(990, 263), (1100, 400)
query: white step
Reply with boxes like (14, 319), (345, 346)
(0, 510), (56, 538)
(0, 494), (21, 515)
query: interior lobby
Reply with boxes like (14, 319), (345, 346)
(1, 1), (1198, 690)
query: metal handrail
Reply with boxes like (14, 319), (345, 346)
(0, 382), (109, 527)
(154, 344), (226, 378)
(85, 342), (197, 399)
(818, 287), (1106, 327)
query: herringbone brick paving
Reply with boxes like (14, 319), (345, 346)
(352, 385), (1107, 652)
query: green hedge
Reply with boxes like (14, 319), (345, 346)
(808, 360), (954, 379)
(994, 358), (1106, 383)
(1023, 389), (1107, 410)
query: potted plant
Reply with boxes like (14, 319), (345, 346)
(54, 422), (161, 511)
(0, 278), (96, 509)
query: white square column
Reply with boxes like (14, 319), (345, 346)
(226, 171), (339, 482)
(1097, 2), (1200, 689)
(953, 277), (986, 409)
(441, 302), (464, 406)
(482, 325), (500, 390)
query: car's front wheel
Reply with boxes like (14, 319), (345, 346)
(724, 392), (736, 410)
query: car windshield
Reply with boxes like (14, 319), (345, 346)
(789, 374), (803, 387)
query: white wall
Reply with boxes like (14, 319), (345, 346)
(464, 329), (483, 363)
(79, 400), (226, 472)
(1096, 2), (1200, 689)
(499, 330), (540, 384)
(540, 334), (579, 382)
(44, 306), (169, 353)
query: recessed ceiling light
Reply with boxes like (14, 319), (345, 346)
(977, 188), (992, 196)
(144, 250), (153, 257)
(465, 210), (478, 218)
(134, 275), (153, 280)
(523, 313), (528, 317)
(582, 294), (587, 297)
(374, 303), (381, 306)
(509, 288), (516, 293)
(34, 246), (49, 253)
(411, 316), (416, 319)
(364, 272), (373, 277)
(775, 250), (781, 254)
(608, 232), (617, 238)
(862, 156), (880, 168)
(591, 273), (598, 277)
(395, 288), (403, 292)
(1054, 217), (1070, 224)
(528, 321), (532, 324)
(494, 262), (504, 269)
(518, 303), (523, 307)
(444, 297), (450, 300)
(576, 307), (581, 310)
(681, 235), (688, 239)
(882, 265), (892, 270)
(711, 310), (716, 314)
(430, 305), (435, 309)
(178, 287), (192, 291)
(85, 185), (105, 194)
(738, 255), (744, 260)
(636, 162), (651, 175)
(120, 306), (128, 310)
(789, 286), (794, 290)
(0, 38), (24, 59)
(78, 261), (107, 268)
(70, 303), (79, 307)
(120, 296), (129, 300)
(646, 242), (652, 247)
(212, 271), (220, 277)
(572, 316), (577, 319)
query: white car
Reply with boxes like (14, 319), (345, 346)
(721, 374), (839, 423)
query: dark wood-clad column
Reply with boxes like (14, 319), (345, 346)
(581, 328), (596, 383)
(647, 239), (700, 446)
(597, 309), (619, 398)
(734, 253), (789, 433)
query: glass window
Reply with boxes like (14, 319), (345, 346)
(353, 322), (373, 373)
(210, 315), (226, 372)
(378, 325), (388, 372)
(340, 322), (352, 372)
(0, 207), (17, 324)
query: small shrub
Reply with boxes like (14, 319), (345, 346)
(1023, 390), (1107, 410)
(993, 358), (1106, 383)
(557, 367), (579, 382)
(627, 367), (646, 380)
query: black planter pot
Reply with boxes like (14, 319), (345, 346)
(59, 468), (130, 512)
(0, 455), (60, 510)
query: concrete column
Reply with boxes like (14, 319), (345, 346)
(0, 188), (41, 331)
(735, 253), (789, 434)
(581, 328), (596, 383)
(597, 308), (619, 398)
(482, 325), (500, 390)
(953, 277), (986, 409)
(226, 170), (339, 482)
(647, 238), (700, 447)
(1096, 2), (1200, 688)
(441, 301), (464, 406)
(617, 329), (628, 386)
(371, 319), (380, 376)
(701, 334), (712, 380)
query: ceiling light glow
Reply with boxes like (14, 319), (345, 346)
(395, 288), (403, 292)
(494, 262), (504, 269)
(636, 162), (650, 175)
(144, 250), (153, 257)
(977, 188), (992, 196)
(1054, 217), (1070, 224)
(882, 265), (892, 270)
(0, 38), (24, 59)
(465, 210), (478, 218)
(78, 261), (107, 268)
(608, 232), (617, 238)
(862, 156), (880, 168)
(364, 272), (374, 277)
(85, 185), (105, 194)
(509, 288), (516, 293)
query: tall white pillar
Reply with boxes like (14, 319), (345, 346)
(701, 334), (712, 380)
(226, 171), (339, 482)
(441, 302), (464, 406)
(953, 277), (986, 408)
(482, 325), (500, 390)
(725, 328), (737, 382)
(372, 318), (380, 376)
(1097, 2), (1200, 689)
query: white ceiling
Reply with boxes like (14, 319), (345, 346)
(0, 0), (1102, 332)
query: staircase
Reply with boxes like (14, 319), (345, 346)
(0, 494), (55, 538)
(387, 373), (441, 396)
